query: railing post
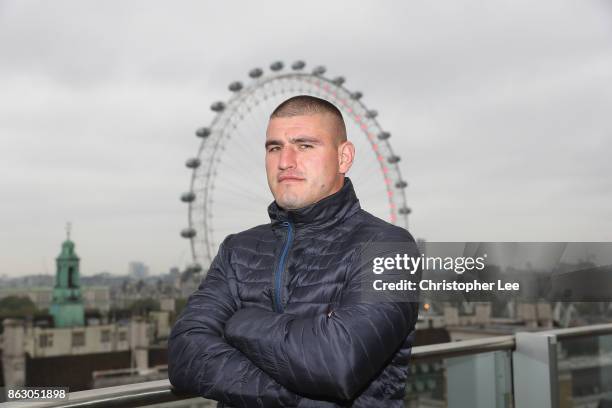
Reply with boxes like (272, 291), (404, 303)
(446, 351), (512, 408)
(513, 332), (559, 408)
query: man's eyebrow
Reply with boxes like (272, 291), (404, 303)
(265, 139), (282, 148)
(265, 136), (323, 148)
(289, 136), (322, 145)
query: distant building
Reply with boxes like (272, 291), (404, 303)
(0, 229), (170, 392)
(0, 316), (169, 391)
(128, 262), (149, 280)
(50, 230), (85, 328)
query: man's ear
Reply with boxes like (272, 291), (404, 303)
(338, 141), (355, 174)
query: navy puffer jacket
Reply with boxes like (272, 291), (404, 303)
(168, 178), (419, 407)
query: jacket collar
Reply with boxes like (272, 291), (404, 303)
(268, 177), (361, 230)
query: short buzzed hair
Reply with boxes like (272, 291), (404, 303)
(270, 95), (347, 144)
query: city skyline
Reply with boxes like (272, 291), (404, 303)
(1, 1), (611, 277)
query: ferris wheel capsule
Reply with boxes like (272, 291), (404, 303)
(350, 91), (363, 100)
(228, 81), (243, 92)
(312, 66), (326, 76)
(249, 68), (263, 78)
(331, 76), (345, 86)
(185, 158), (201, 169)
(270, 61), (284, 71)
(399, 207), (412, 215)
(291, 60), (306, 70)
(196, 127), (211, 138)
(387, 155), (401, 164)
(378, 131), (391, 140)
(211, 101), (225, 112)
(180, 192), (196, 203)
(180, 227), (197, 239)
(395, 180), (408, 189)
(366, 110), (378, 119)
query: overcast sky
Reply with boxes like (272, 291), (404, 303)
(1, 1), (611, 277)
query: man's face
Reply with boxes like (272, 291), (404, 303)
(265, 113), (353, 210)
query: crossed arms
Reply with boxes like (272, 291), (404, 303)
(168, 236), (418, 407)
(168, 241), (300, 407)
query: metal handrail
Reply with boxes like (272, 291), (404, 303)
(547, 322), (612, 340)
(1, 380), (195, 408)
(4, 323), (612, 408)
(411, 334), (516, 361)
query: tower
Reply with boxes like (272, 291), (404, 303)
(50, 223), (85, 327)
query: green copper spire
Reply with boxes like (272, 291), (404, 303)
(50, 223), (85, 327)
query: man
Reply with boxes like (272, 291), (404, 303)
(169, 95), (419, 407)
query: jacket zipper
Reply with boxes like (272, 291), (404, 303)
(273, 221), (294, 313)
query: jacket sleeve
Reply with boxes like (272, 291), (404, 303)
(224, 232), (420, 402)
(167, 239), (302, 408)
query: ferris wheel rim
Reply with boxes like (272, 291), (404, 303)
(183, 61), (411, 271)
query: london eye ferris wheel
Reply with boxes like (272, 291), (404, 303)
(180, 60), (411, 274)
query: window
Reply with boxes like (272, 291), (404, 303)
(72, 331), (85, 347)
(118, 331), (127, 342)
(39, 333), (53, 348)
(101, 330), (111, 343)
(68, 266), (75, 288)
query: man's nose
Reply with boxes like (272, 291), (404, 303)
(278, 146), (297, 170)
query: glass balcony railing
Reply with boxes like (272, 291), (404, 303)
(3, 323), (612, 408)
(556, 329), (612, 407)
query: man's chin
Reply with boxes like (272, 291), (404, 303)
(275, 194), (308, 211)
(277, 201), (304, 210)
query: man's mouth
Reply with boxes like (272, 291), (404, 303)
(278, 175), (305, 183)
